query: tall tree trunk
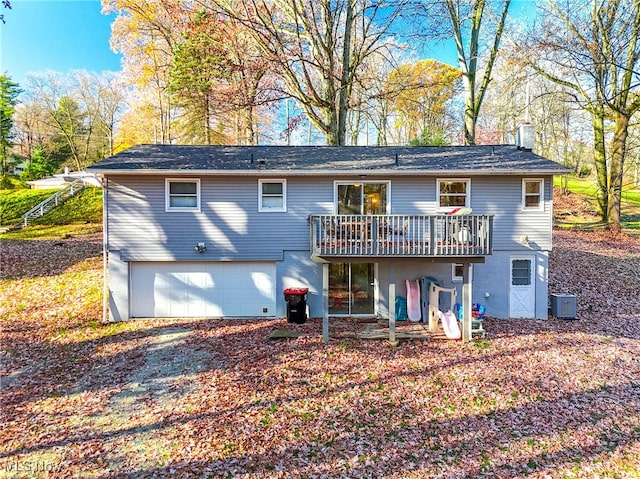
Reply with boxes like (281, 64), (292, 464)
(325, 106), (340, 146)
(592, 112), (608, 220)
(462, 74), (476, 145)
(446, 0), (510, 145)
(337, 0), (355, 146)
(245, 106), (253, 145)
(607, 111), (629, 232)
(204, 94), (211, 144)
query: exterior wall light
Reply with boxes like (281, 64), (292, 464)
(195, 242), (206, 253)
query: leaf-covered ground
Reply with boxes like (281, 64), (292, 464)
(1, 229), (639, 478)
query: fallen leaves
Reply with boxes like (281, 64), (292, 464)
(1, 228), (639, 478)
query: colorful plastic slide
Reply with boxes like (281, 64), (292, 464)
(439, 309), (462, 339)
(405, 279), (421, 322)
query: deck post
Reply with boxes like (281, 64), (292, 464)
(388, 264), (396, 345)
(322, 262), (329, 343)
(461, 263), (473, 341)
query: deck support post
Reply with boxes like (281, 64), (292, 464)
(322, 262), (329, 343)
(388, 264), (396, 345)
(461, 263), (473, 341)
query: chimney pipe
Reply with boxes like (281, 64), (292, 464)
(516, 124), (535, 151)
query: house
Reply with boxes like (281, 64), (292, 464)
(13, 162), (28, 176)
(27, 169), (102, 189)
(87, 136), (570, 341)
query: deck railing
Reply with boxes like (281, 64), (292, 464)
(310, 214), (493, 258)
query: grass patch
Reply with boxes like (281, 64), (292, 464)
(0, 188), (60, 226)
(622, 187), (640, 207)
(0, 186), (102, 227)
(0, 223), (102, 240)
(555, 175), (600, 197)
(32, 187), (103, 225)
(554, 175), (640, 234)
(0, 175), (26, 189)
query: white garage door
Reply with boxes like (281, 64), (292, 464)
(131, 262), (276, 318)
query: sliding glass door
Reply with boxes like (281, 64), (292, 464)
(328, 263), (375, 315)
(336, 182), (388, 215)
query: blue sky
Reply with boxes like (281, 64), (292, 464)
(0, 0), (534, 88)
(0, 0), (121, 86)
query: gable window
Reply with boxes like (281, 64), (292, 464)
(437, 179), (470, 211)
(259, 179), (286, 212)
(335, 181), (389, 215)
(166, 178), (200, 211)
(523, 179), (543, 210)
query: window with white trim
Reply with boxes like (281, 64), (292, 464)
(166, 178), (200, 211)
(523, 179), (543, 210)
(452, 263), (464, 282)
(437, 179), (470, 211)
(259, 179), (287, 212)
(335, 181), (390, 215)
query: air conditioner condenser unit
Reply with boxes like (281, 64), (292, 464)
(550, 293), (577, 319)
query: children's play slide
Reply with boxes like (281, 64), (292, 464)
(405, 279), (421, 322)
(439, 310), (462, 339)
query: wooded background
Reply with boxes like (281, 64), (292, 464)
(1, 0), (638, 230)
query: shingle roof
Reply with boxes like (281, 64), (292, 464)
(88, 144), (570, 176)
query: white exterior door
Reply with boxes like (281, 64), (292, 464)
(131, 262), (276, 318)
(509, 256), (536, 318)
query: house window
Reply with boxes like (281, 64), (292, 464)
(437, 179), (470, 211)
(523, 179), (543, 210)
(511, 259), (532, 286)
(259, 179), (286, 212)
(452, 263), (464, 282)
(452, 263), (473, 282)
(335, 181), (389, 214)
(166, 178), (200, 211)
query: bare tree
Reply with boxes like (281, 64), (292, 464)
(214, 0), (406, 145)
(13, 100), (55, 159)
(25, 71), (126, 170)
(421, 0), (512, 145)
(74, 72), (127, 157)
(518, 0), (640, 231)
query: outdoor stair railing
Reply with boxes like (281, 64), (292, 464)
(21, 178), (86, 227)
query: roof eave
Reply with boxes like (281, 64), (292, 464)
(90, 167), (572, 176)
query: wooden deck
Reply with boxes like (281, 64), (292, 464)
(310, 214), (493, 259)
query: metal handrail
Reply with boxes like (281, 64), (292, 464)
(22, 179), (86, 227)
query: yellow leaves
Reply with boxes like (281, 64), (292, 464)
(386, 59), (462, 139)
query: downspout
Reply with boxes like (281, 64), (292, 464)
(322, 263), (329, 343)
(101, 175), (109, 324)
(388, 264), (397, 346)
(461, 263), (473, 341)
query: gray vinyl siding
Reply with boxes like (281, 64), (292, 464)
(388, 176), (437, 215)
(105, 172), (555, 321)
(279, 251), (324, 317)
(105, 173), (555, 262)
(106, 175), (333, 261)
(389, 175), (554, 251)
(107, 250), (130, 321)
(470, 176), (554, 251)
(470, 251), (549, 320)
